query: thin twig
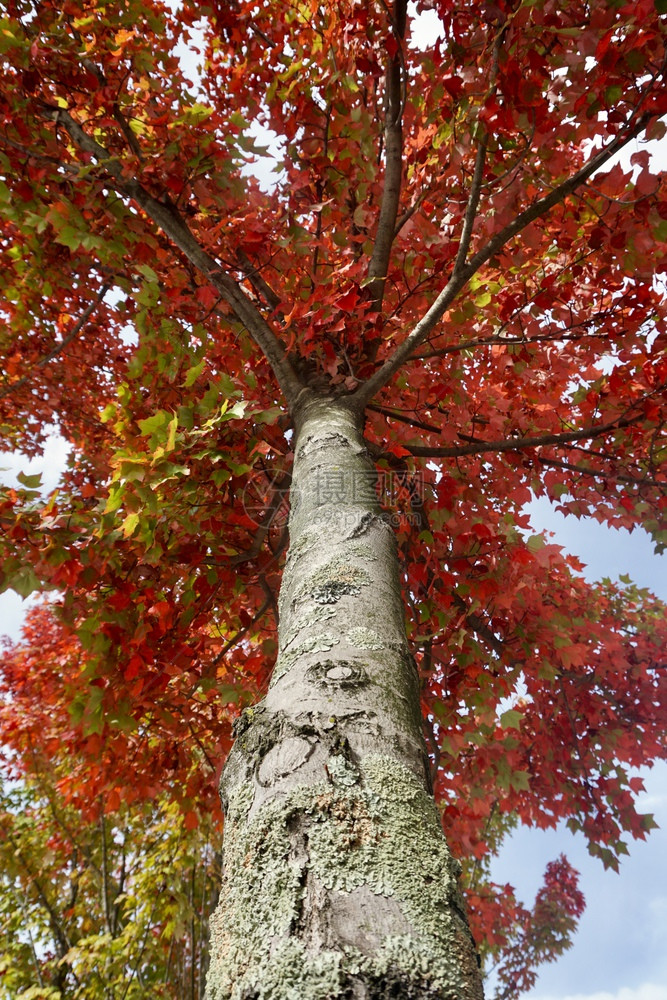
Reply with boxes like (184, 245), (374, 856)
(351, 104), (657, 409)
(0, 283), (111, 400)
(537, 455), (665, 490)
(211, 597), (272, 668)
(37, 105), (305, 410)
(367, 401), (441, 434)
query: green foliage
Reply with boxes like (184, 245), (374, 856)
(0, 770), (218, 999)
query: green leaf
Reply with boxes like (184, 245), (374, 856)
(165, 412), (178, 452)
(55, 225), (83, 250)
(14, 988), (61, 1000)
(509, 770), (530, 791)
(105, 482), (125, 513)
(184, 359), (206, 387)
(122, 511), (140, 537)
(138, 410), (170, 438)
(100, 403), (118, 424)
(7, 566), (41, 598)
(499, 709), (523, 730)
(653, 219), (667, 242)
(109, 703), (138, 732)
(136, 263), (159, 282)
(184, 102), (214, 123)
(639, 812), (659, 833)
(226, 400), (247, 420)
(16, 471), (42, 489)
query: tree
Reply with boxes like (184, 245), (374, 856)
(0, 771), (219, 1000)
(1, 0), (666, 997)
(0, 605), (587, 1000)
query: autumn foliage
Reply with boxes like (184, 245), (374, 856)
(1, 0), (667, 995)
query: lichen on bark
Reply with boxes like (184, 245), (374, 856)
(207, 756), (481, 1000)
(205, 394), (483, 1000)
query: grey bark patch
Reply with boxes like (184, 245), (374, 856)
(329, 887), (411, 953)
(347, 626), (383, 650)
(347, 541), (378, 562)
(302, 560), (371, 601)
(283, 528), (320, 567)
(297, 431), (352, 460)
(346, 511), (381, 539)
(232, 704), (266, 739)
(280, 605), (336, 652)
(311, 580), (362, 604)
(327, 664), (356, 681)
(257, 736), (315, 786)
(225, 781), (254, 824)
(307, 660), (369, 689)
(271, 633), (340, 685)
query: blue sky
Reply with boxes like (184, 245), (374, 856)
(488, 503), (667, 1000)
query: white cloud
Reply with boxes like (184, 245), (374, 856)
(0, 430), (70, 493)
(0, 591), (40, 644)
(534, 986), (667, 1000)
(0, 434), (70, 642)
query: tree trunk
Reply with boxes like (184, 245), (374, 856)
(206, 394), (483, 1000)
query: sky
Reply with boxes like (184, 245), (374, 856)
(2, 6), (666, 1000)
(488, 505), (667, 1000)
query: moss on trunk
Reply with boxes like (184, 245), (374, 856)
(206, 395), (484, 1000)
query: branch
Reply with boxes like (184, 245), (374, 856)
(414, 317), (615, 359)
(312, 102), (331, 277)
(5, 829), (73, 957)
(211, 596), (272, 668)
(403, 412), (644, 460)
(450, 592), (514, 664)
(453, 128), (489, 274)
(229, 472), (291, 566)
(537, 455), (665, 490)
(0, 131), (79, 174)
(452, 25), (505, 275)
(100, 808), (112, 936)
(367, 401), (441, 434)
(351, 107), (655, 409)
(393, 188), (428, 240)
(0, 282), (111, 400)
(365, 0), (407, 312)
(18, 892), (45, 988)
(40, 106), (305, 410)
(236, 249), (283, 313)
(390, 450), (520, 668)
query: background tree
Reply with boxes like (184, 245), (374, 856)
(0, 606), (222, 1000)
(1, 0), (666, 997)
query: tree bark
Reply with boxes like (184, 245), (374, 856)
(206, 394), (483, 1000)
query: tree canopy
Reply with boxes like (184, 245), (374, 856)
(1, 0), (666, 996)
